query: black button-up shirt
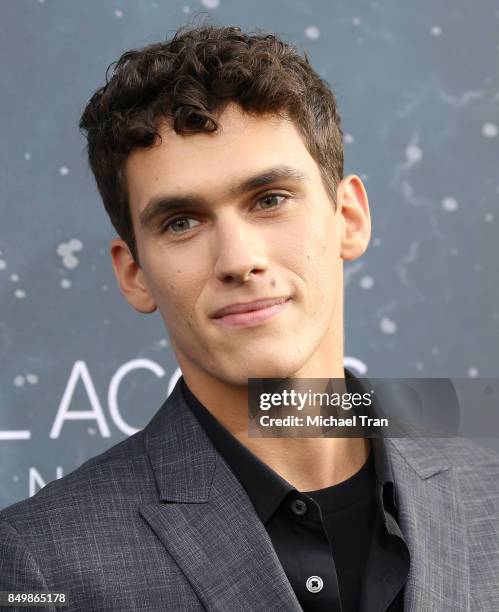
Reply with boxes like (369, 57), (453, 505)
(181, 368), (410, 611)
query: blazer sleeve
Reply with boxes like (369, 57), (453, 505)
(0, 519), (56, 612)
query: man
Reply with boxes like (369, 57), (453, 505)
(1, 24), (498, 612)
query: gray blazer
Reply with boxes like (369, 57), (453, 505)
(1, 377), (499, 611)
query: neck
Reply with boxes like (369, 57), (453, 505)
(178, 365), (370, 492)
(234, 434), (371, 492)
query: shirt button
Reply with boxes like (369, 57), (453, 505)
(306, 576), (324, 593)
(290, 498), (307, 516)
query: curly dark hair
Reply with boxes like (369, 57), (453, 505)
(79, 23), (344, 266)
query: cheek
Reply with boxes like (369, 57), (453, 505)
(283, 216), (337, 275)
(153, 260), (207, 330)
(159, 283), (196, 334)
(299, 221), (341, 310)
(142, 255), (186, 315)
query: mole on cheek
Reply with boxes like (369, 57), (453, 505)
(270, 279), (276, 287)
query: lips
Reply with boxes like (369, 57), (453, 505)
(211, 297), (289, 318)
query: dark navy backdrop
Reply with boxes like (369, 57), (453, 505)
(1, 0), (498, 508)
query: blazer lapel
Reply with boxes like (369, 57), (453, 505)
(139, 378), (302, 612)
(138, 376), (470, 610)
(386, 437), (470, 611)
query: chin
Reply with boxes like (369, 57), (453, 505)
(231, 359), (304, 384)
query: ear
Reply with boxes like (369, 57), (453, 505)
(109, 238), (157, 314)
(336, 174), (371, 261)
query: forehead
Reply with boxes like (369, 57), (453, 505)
(125, 103), (319, 220)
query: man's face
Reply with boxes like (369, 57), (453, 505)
(118, 102), (369, 386)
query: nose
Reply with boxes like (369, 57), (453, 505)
(213, 215), (268, 283)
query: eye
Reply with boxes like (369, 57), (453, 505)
(161, 193), (289, 236)
(162, 217), (200, 235)
(255, 193), (288, 210)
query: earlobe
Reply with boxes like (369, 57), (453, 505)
(109, 238), (157, 314)
(337, 175), (371, 261)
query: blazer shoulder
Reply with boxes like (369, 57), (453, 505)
(387, 435), (499, 484)
(394, 435), (499, 464)
(0, 428), (155, 530)
(449, 439), (499, 491)
(422, 437), (499, 495)
(441, 437), (499, 470)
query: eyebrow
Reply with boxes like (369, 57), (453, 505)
(138, 165), (309, 230)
